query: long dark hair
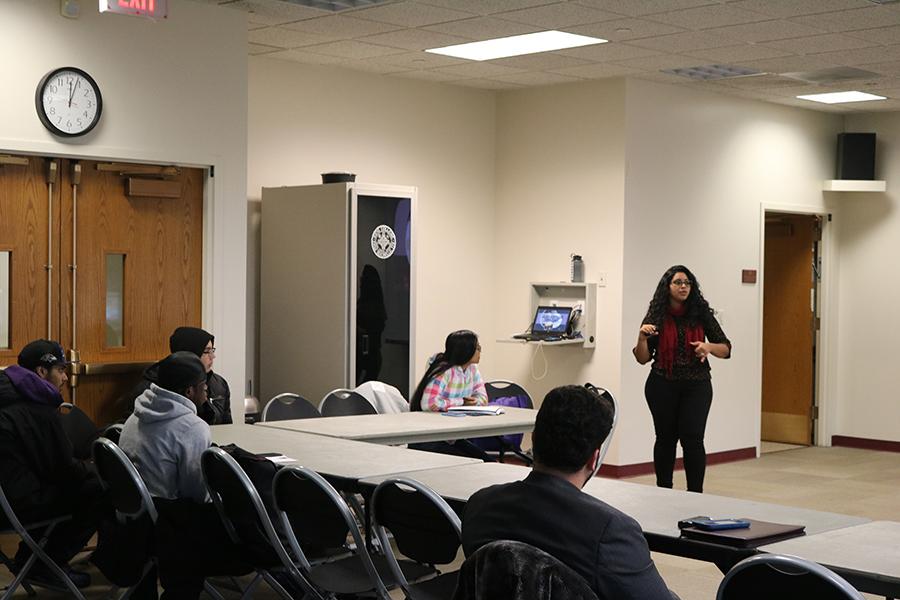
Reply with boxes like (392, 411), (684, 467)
(643, 265), (714, 328)
(410, 330), (479, 411)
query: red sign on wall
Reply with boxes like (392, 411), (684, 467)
(99, 0), (168, 19)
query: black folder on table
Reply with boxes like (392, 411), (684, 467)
(680, 519), (805, 548)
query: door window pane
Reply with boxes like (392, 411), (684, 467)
(0, 251), (9, 349)
(105, 254), (125, 347)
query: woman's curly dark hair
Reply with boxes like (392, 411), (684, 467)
(644, 265), (714, 327)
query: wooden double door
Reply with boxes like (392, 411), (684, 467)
(0, 154), (204, 425)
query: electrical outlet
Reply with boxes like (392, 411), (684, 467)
(597, 272), (608, 287)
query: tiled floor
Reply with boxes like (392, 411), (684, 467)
(2, 446), (897, 599)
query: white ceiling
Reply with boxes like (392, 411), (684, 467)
(192, 0), (900, 113)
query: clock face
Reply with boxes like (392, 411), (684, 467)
(35, 67), (102, 137)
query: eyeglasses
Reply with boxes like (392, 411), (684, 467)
(202, 347), (216, 355)
(671, 279), (692, 287)
(476, 345), (482, 352)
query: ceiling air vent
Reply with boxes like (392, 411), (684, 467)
(866, 0), (900, 5)
(781, 67), (881, 85)
(276, 0), (392, 12)
(661, 64), (762, 81)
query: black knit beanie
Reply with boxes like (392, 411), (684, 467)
(158, 352), (207, 395)
(169, 326), (214, 358)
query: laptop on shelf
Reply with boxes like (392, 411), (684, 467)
(513, 305), (573, 342)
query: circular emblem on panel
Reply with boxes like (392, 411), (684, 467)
(371, 224), (396, 259)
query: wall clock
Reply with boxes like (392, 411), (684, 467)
(35, 67), (102, 137)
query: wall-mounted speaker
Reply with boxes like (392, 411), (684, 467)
(836, 133), (875, 180)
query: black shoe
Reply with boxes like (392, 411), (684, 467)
(22, 563), (92, 589)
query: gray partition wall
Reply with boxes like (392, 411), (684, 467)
(260, 183), (416, 407)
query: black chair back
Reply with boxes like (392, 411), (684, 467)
(59, 402), (100, 460)
(272, 467), (352, 555)
(262, 393), (321, 422)
(92, 437), (157, 522)
(484, 381), (533, 408)
(717, 554), (864, 600)
(320, 389), (377, 417)
(100, 423), (123, 445)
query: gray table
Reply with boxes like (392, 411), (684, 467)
(210, 423), (479, 486)
(761, 520), (900, 598)
(359, 462), (870, 576)
(254, 406), (537, 445)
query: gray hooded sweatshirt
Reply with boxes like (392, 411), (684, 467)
(120, 383), (211, 503)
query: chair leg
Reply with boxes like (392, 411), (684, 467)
(203, 579), (227, 600)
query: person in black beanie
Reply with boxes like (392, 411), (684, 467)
(120, 326), (232, 425)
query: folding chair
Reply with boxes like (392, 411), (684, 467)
(200, 446), (315, 600)
(717, 553), (865, 600)
(471, 380), (534, 464)
(261, 393), (321, 422)
(59, 402), (100, 461)
(319, 388), (377, 417)
(0, 482), (86, 600)
(101, 423), (124, 445)
(584, 383), (618, 466)
(91, 437), (225, 600)
(370, 477), (463, 600)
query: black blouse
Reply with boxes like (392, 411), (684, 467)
(643, 311), (731, 381)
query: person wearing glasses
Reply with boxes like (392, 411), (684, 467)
(633, 266), (731, 493)
(121, 326), (232, 425)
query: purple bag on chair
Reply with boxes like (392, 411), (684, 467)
(469, 395), (529, 452)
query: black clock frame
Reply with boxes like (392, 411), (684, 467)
(35, 66), (103, 138)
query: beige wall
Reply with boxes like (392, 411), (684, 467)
(246, 58), (496, 391)
(836, 112), (900, 443)
(621, 79), (844, 463)
(0, 1), (248, 418)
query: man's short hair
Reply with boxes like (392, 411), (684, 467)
(532, 385), (614, 473)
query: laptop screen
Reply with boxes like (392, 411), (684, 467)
(532, 306), (573, 334)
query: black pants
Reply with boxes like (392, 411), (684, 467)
(645, 372), (713, 493)
(409, 440), (495, 462)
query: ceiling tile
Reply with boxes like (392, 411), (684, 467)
(627, 30), (737, 52)
(852, 98), (900, 111)
(737, 54), (843, 74)
(726, 0), (869, 19)
(551, 62), (642, 78)
(415, 0), (560, 16)
(632, 71), (697, 85)
(611, 53), (702, 70)
(495, 3), (622, 28)
(343, 61), (411, 75)
(220, 0), (327, 25)
(453, 78), (526, 89)
(647, 4), (770, 30)
(281, 15), (402, 38)
(349, 1), (476, 27)
(489, 52), (593, 70)
(493, 71), (584, 85)
(713, 73), (807, 89)
(248, 42), (281, 55)
(844, 24), (900, 46)
(392, 69), (466, 82)
(435, 62), (527, 78)
(564, 17), (685, 42)
(572, 0), (719, 18)
(682, 44), (793, 64)
(556, 42), (661, 62)
(862, 60), (900, 77)
(705, 19), (825, 43)
(302, 40), (408, 59)
(360, 28), (471, 51)
(790, 7), (900, 33)
(423, 16), (541, 39)
(763, 33), (879, 56)
(264, 49), (349, 65)
(357, 50), (467, 69)
(808, 45), (900, 68)
(248, 26), (335, 48)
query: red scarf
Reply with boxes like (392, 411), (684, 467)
(657, 304), (705, 377)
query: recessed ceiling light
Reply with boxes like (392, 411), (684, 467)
(426, 30), (607, 62)
(796, 91), (887, 104)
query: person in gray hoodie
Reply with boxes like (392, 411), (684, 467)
(120, 351), (210, 503)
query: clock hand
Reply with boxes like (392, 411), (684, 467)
(68, 81), (74, 108)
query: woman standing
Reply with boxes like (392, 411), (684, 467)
(409, 330), (490, 460)
(633, 266), (731, 493)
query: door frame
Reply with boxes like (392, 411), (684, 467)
(758, 203), (835, 448)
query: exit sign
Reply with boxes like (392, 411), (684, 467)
(99, 0), (168, 18)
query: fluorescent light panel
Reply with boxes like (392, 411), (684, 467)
(426, 30), (607, 61)
(796, 91), (886, 104)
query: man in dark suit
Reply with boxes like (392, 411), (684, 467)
(462, 385), (677, 600)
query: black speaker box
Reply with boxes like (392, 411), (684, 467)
(836, 133), (875, 180)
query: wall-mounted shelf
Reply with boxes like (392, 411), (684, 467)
(823, 180), (886, 192)
(499, 282), (596, 349)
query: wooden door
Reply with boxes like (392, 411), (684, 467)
(0, 156), (60, 362)
(57, 160), (204, 425)
(0, 154), (204, 426)
(761, 213), (817, 445)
